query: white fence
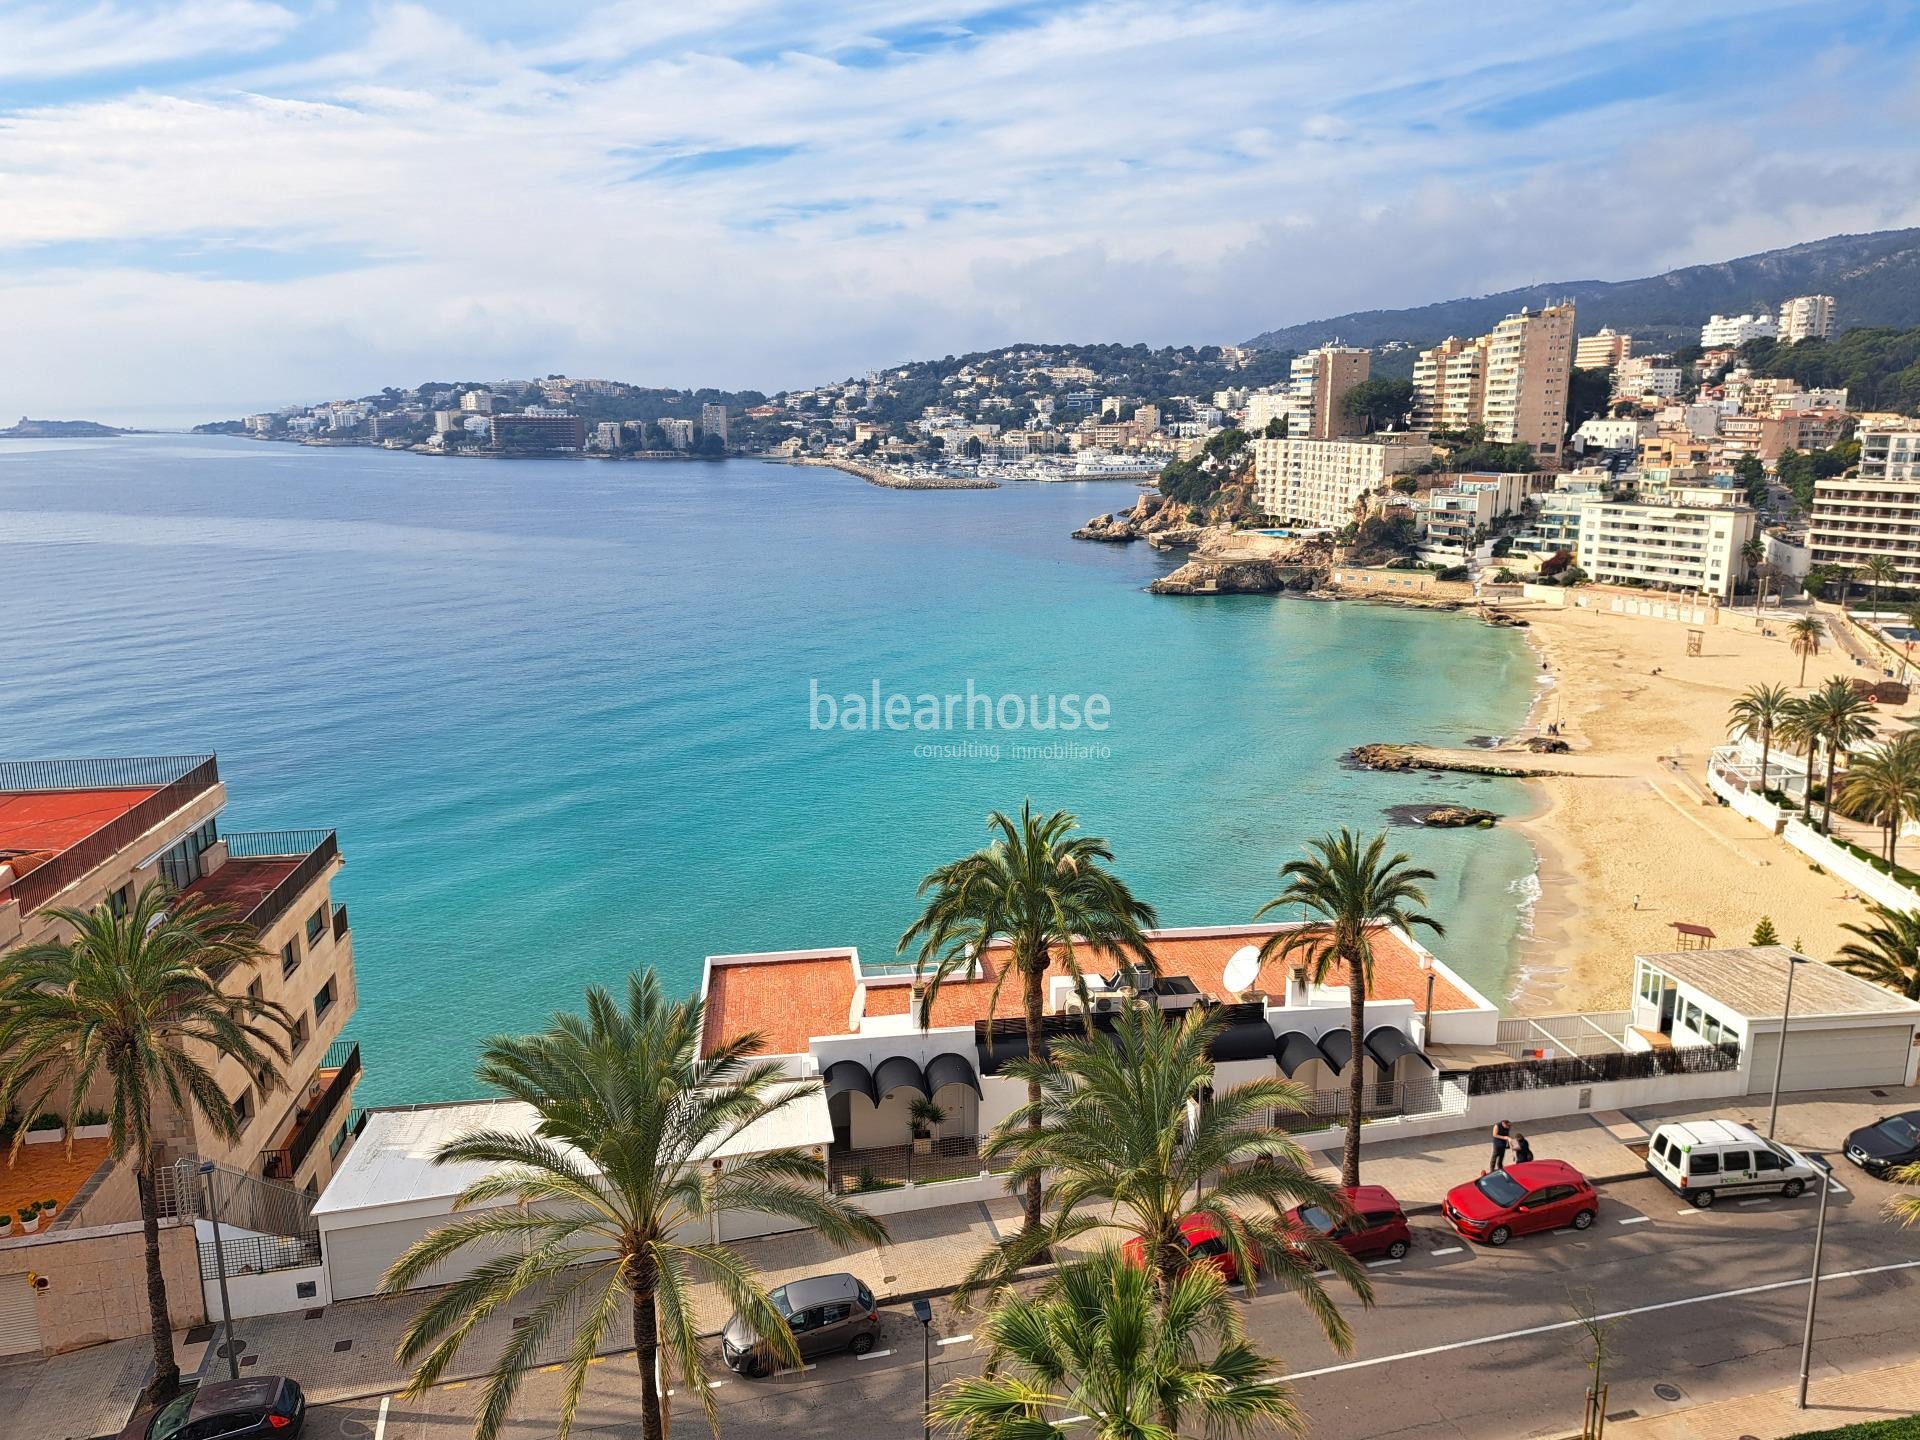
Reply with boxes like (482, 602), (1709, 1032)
(1781, 818), (1920, 915)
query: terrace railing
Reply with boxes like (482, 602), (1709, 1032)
(1272, 1076), (1459, 1131)
(261, 1041), (360, 1182)
(828, 1136), (1007, 1194)
(9, 755), (220, 914)
(1466, 1042), (1739, 1096)
(219, 830), (339, 932)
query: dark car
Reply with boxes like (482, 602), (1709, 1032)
(721, 1271), (880, 1376)
(1443, 1160), (1597, 1247)
(1285, 1184), (1413, 1262)
(119, 1377), (305, 1440)
(1844, 1110), (1920, 1180)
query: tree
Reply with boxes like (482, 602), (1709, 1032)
(0, 882), (291, 1406)
(1255, 830), (1444, 1188)
(1801, 676), (1877, 833)
(693, 430), (726, 457)
(932, 1249), (1302, 1440)
(1860, 556), (1900, 617)
(961, 1004), (1367, 1351)
(382, 973), (888, 1440)
(1338, 378), (1415, 435)
(1564, 367), (1613, 437)
(899, 803), (1157, 1236)
(1835, 904), (1920, 1001)
(1751, 916), (1781, 947)
(1734, 454), (1768, 509)
(1840, 732), (1920, 865)
(1262, 415), (1288, 439)
(962, 435), (984, 460)
(1889, 1165), (1920, 1230)
(1728, 682), (1794, 794)
(1777, 697), (1819, 818)
(1789, 616), (1824, 685)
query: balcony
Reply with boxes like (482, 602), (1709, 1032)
(184, 829), (338, 935)
(261, 1040), (360, 1183)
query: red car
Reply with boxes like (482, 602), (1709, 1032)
(1444, 1160), (1597, 1246)
(1285, 1184), (1412, 1261)
(1121, 1214), (1251, 1283)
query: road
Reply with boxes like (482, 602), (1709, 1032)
(301, 1165), (1920, 1440)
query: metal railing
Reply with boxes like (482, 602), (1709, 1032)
(199, 1231), (321, 1280)
(0, 755), (214, 791)
(1467, 1042), (1740, 1096)
(10, 756), (221, 914)
(224, 829), (338, 859)
(1272, 1078), (1449, 1131)
(828, 1136), (1008, 1194)
(220, 831), (339, 933)
(261, 1041), (360, 1182)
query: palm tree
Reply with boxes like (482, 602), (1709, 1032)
(962, 1004), (1367, 1354)
(933, 1249), (1302, 1440)
(1776, 697), (1819, 817)
(1889, 1165), (1920, 1229)
(1789, 616), (1824, 686)
(1864, 555), (1899, 616)
(381, 973), (888, 1440)
(1728, 682), (1794, 794)
(0, 881), (290, 1406)
(1254, 830), (1443, 1189)
(1801, 676), (1878, 833)
(1835, 903), (1920, 1001)
(1839, 733), (1920, 865)
(1832, 564), (1857, 610)
(900, 802), (1157, 1234)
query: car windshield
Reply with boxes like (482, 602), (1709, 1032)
(147, 1394), (197, 1440)
(1878, 1117), (1920, 1147)
(1475, 1171), (1527, 1207)
(1295, 1204), (1336, 1235)
(768, 1287), (792, 1319)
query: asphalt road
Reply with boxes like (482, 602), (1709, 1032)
(302, 1166), (1920, 1440)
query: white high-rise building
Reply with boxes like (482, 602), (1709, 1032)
(1778, 295), (1836, 344)
(1577, 496), (1757, 599)
(1480, 303), (1576, 459)
(1700, 313), (1778, 348)
(1250, 434), (1430, 529)
(700, 402), (730, 443)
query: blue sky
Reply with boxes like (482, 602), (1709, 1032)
(2, 0), (1919, 423)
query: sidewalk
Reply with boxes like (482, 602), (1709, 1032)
(1607, 1353), (1920, 1437)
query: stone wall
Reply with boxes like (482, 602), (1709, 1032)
(0, 1217), (204, 1354)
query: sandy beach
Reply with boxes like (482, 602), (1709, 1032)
(1459, 599), (1889, 1015)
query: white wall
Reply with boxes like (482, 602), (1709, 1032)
(1782, 818), (1920, 914)
(204, 1263), (328, 1319)
(1707, 764), (1788, 831)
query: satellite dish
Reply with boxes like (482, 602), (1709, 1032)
(1223, 945), (1261, 996)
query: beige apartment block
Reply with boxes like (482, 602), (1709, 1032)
(1779, 293), (1836, 344)
(1251, 434), (1432, 529)
(1575, 497), (1757, 599)
(1575, 327), (1632, 369)
(1809, 423), (1920, 586)
(1481, 303), (1575, 459)
(1411, 335), (1486, 433)
(1284, 345), (1371, 441)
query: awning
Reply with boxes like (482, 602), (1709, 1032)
(1364, 1025), (1434, 1071)
(822, 1060), (877, 1106)
(977, 1032), (1047, 1075)
(873, 1054), (930, 1100)
(1209, 1019), (1276, 1063)
(924, 1050), (983, 1098)
(1274, 1031), (1324, 1078)
(1317, 1029), (1353, 1075)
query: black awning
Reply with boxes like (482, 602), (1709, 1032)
(1364, 1025), (1433, 1071)
(1274, 1031), (1324, 1078)
(924, 1050), (983, 1098)
(977, 1032), (1047, 1075)
(822, 1060), (877, 1106)
(1209, 1019), (1276, 1063)
(1317, 1028), (1353, 1075)
(873, 1054), (930, 1099)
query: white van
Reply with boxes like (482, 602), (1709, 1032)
(1646, 1119), (1818, 1207)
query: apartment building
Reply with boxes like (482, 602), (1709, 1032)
(1779, 294), (1836, 344)
(1410, 335), (1486, 433)
(1575, 327), (1631, 370)
(490, 412), (586, 451)
(1284, 345), (1371, 441)
(0, 755), (362, 1196)
(1411, 304), (1574, 459)
(1699, 313), (1778, 348)
(1576, 496), (1757, 598)
(1809, 423), (1920, 586)
(1613, 354), (1684, 401)
(1251, 434), (1431, 528)
(701, 402), (730, 443)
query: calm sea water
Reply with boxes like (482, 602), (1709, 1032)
(1, 435), (1540, 1106)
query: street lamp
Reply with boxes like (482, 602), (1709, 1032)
(1797, 1154), (1835, 1409)
(912, 1297), (934, 1440)
(1766, 952), (1810, 1140)
(200, 1161), (239, 1381)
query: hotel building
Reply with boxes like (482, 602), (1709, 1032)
(1778, 294), (1836, 345)
(1251, 434), (1431, 529)
(1575, 327), (1632, 370)
(1575, 495), (1757, 598)
(1808, 422), (1920, 586)
(1699, 313), (1778, 348)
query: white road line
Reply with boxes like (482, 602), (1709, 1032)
(374, 1396), (389, 1440)
(1269, 1257), (1920, 1384)
(1617, 1216), (1652, 1225)
(1430, 1247), (1463, 1256)
(1738, 1198), (1770, 1206)
(938, 1334), (974, 1347)
(857, 1349), (894, 1361)
(1364, 1258), (1403, 1269)
(706, 1381), (728, 1389)
(1830, 1182), (1850, 1194)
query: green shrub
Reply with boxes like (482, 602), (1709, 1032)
(26, 1113), (64, 1133)
(77, 1108), (108, 1126)
(1784, 1415), (1920, 1438)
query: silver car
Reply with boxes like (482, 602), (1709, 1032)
(721, 1272), (880, 1376)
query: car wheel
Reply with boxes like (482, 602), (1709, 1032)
(848, 1333), (876, 1357)
(1386, 1239), (1410, 1259)
(1571, 1209), (1595, 1230)
(1782, 1179), (1806, 1198)
(1487, 1225), (1512, 1247)
(1691, 1189), (1716, 1209)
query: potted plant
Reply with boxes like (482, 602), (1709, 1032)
(74, 1109), (110, 1141)
(40, 1198), (57, 1219)
(907, 1098), (947, 1156)
(24, 1114), (64, 1146)
(0, 1214), (12, 1238)
(17, 1205), (39, 1235)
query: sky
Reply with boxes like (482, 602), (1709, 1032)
(3, 0), (1920, 425)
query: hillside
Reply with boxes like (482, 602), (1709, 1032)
(1243, 229), (1920, 354)
(1, 416), (129, 437)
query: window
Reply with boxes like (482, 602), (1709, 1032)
(230, 1087), (254, 1128)
(1754, 1150), (1786, 1173)
(290, 1013), (310, 1055)
(856, 1283), (875, 1312)
(281, 939), (300, 978)
(819, 1303), (852, 1325)
(789, 1308), (821, 1334)
(313, 977), (337, 1021)
(1638, 968), (1661, 1003)
(1683, 1001), (1703, 1033)
(155, 820), (218, 891)
(306, 906), (327, 947)
(105, 884), (131, 919)
(1721, 1150), (1750, 1173)
(1688, 1152), (1721, 1177)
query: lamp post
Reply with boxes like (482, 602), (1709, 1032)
(1767, 952), (1808, 1140)
(199, 1161), (239, 1381)
(912, 1298), (934, 1440)
(1797, 1155), (1834, 1409)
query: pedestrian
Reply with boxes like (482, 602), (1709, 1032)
(1513, 1130), (1534, 1165)
(1489, 1118), (1512, 1172)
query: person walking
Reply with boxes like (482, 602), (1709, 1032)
(1489, 1118), (1512, 1172)
(1512, 1130), (1534, 1165)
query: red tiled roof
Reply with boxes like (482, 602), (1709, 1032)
(701, 953), (859, 1058)
(0, 788), (160, 881)
(181, 857), (300, 921)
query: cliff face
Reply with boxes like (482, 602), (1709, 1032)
(1072, 490), (1197, 543)
(1145, 530), (1328, 595)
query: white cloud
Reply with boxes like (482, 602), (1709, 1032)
(0, 0), (298, 80)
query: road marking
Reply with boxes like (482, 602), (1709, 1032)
(540, 1363), (563, 1372)
(442, 1382), (466, 1391)
(1617, 1216), (1651, 1225)
(1364, 1258), (1402, 1269)
(588, 1356), (605, 1366)
(1738, 1198), (1770, 1207)
(938, 1335), (974, 1346)
(706, 1380), (728, 1389)
(1269, 1257), (1920, 1384)
(857, 1349), (894, 1361)
(1430, 1246), (1463, 1256)
(374, 1397), (389, 1440)
(1830, 1181), (1850, 1194)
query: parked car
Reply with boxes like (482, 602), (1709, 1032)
(119, 1377), (305, 1439)
(1443, 1160), (1597, 1246)
(1121, 1214), (1252, 1283)
(1646, 1119), (1816, 1207)
(1284, 1184), (1412, 1262)
(1844, 1110), (1920, 1180)
(721, 1271), (880, 1377)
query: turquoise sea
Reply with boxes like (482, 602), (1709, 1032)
(1, 435), (1541, 1107)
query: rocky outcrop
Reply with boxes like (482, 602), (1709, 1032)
(1350, 743), (1569, 778)
(1150, 558), (1308, 595)
(1417, 806), (1499, 828)
(1526, 736), (1571, 754)
(1072, 491), (1196, 543)
(1479, 608), (1529, 628)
